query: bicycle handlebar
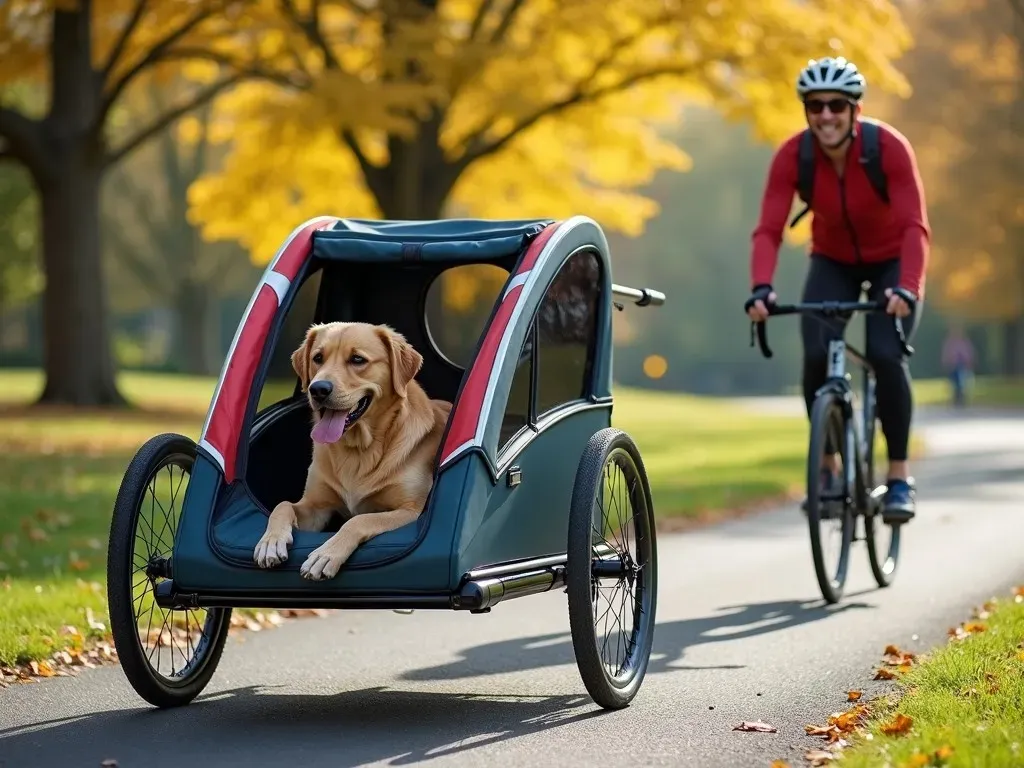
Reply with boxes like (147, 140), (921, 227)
(750, 297), (915, 359)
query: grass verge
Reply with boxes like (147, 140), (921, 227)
(913, 375), (1024, 409)
(789, 585), (1024, 767)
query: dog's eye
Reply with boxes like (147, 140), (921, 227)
(349, 355), (367, 365)
(312, 352), (324, 365)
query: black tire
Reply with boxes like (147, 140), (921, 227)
(567, 428), (657, 710)
(806, 394), (854, 604)
(862, 403), (902, 588)
(107, 433), (231, 708)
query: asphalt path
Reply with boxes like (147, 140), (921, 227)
(2, 405), (1022, 768)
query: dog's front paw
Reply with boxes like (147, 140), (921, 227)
(299, 541), (354, 580)
(254, 528), (293, 568)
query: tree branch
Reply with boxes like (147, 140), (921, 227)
(489, 0), (526, 44)
(101, 0), (150, 79)
(468, 0), (497, 41)
(456, 63), (709, 170)
(101, 3), (224, 114)
(457, 19), (693, 165)
(0, 106), (46, 177)
(280, 0), (342, 71)
(155, 47), (310, 89)
(340, 128), (387, 198)
(105, 74), (244, 167)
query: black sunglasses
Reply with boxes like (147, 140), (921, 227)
(804, 97), (853, 115)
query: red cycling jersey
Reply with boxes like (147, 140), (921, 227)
(749, 118), (931, 298)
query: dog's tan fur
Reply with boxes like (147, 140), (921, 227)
(253, 321), (452, 580)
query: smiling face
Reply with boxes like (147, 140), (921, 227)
(291, 322), (424, 444)
(803, 90), (860, 150)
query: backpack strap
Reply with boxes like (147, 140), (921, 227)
(788, 121), (890, 229)
(789, 129), (816, 228)
(858, 118), (890, 204)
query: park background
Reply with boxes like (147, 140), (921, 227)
(0, 0), (1022, 671)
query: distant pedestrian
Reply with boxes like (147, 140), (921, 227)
(941, 324), (975, 408)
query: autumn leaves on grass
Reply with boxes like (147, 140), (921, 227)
(779, 584), (1024, 768)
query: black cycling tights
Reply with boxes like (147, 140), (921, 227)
(800, 254), (922, 463)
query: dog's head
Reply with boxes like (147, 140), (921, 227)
(290, 322), (423, 444)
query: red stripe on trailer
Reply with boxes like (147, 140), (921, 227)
(513, 221), (560, 276)
(439, 222), (561, 465)
(272, 219), (335, 280)
(204, 285), (279, 483)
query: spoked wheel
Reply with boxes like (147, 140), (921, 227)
(806, 395), (854, 604)
(107, 433), (231, 708)
(567, 428), (657, 710)
(862, 415), (902, 587)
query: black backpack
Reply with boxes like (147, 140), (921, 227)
(788, 118), (889, 228)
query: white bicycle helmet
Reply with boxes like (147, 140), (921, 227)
(796, 57), (866, 100)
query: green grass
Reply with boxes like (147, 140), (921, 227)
(0, 368), (867, 666)
(913, 375), (1024, 409)
(610, 387), (810, 523)
(836, 589), (1024, 768)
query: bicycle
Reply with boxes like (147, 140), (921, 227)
(749, 297), (914, 604)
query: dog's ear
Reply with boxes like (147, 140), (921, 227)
(291, 325), (320, 392)
(376, 325), (422, 398)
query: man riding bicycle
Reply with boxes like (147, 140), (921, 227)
(744, 56), (930, 525)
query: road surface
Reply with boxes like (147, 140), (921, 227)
(2, 406), (1022, 768)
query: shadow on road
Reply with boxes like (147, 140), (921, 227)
(0, 597), (871, 768)
(0, 685), (605, 768)
(400, 596), (871, 682)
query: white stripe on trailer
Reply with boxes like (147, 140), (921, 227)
(472, 215), (598, 451)
(501, 270), (531, 300)
(199, 216), (336, 443)
(198, 438), (227, 474)
(263, 271), (291, 304)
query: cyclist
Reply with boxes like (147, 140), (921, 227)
(744, 56), (930, 524)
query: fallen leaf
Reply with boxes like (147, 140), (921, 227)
(85, 607), (106, 632)
(804, 749), (835, 765)
(770, 761), (791, 768)
(934, 745), (955, 761)
(963, 621), (987, 633)
(805, 724), (837, 737)
(847, 690), (862, 701)
(733, 720), (777, 733)
(903, 755), (929, 768)
(880, 713), (913, 736)
(874, 667), (897, 680)
(1012, 586), (1024, 597)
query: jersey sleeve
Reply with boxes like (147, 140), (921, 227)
(750, 136), (799, 288)
(882, 126), (931, 298)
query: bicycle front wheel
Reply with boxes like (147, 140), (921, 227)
(806, 393), (854, 604)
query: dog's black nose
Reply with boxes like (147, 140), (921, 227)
(308, 380), (333, 402)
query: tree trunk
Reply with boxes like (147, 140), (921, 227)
(175, 284), (219, 376)
(1003, 315), (1024, 376)
(36, 161), (124, 405)
(34, 2), (124, 406)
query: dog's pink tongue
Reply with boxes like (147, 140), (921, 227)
(311, 410), (348, 443)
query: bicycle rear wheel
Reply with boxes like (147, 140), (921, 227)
(806, 392), (854, 604)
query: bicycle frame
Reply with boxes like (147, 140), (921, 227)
(750, 298), (914, 513)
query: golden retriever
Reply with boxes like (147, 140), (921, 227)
(253, 321), (452, 580)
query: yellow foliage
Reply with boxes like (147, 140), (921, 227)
(183, 0), (914, 264)
(875, 0), (1022, 320)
